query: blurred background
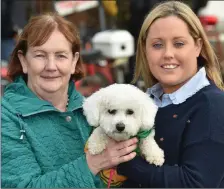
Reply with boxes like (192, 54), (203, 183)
(1, 0), (224, 96)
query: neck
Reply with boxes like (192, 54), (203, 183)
(28, 85), (69, 112)
(45, 92), (68, 112)
(161, 82), (185, 94)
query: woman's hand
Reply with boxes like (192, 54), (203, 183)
(86, 137), (138, 175)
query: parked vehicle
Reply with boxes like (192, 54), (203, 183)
(76, 30), (135, 97)
(76, 48), (114, 97)
(198, 0), (224, 75)
(198, 1), (224, 31)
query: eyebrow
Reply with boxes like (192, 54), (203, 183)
(149, 37), (162, 40)
(55, 51), (69, 54)
(33, 49), (69, 54)
(149, 36), (187, 40)
(173, 36), (187, 40)
(33, 50), (45, 53)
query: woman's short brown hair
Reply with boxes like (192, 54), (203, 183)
(7, 12), (84, 81)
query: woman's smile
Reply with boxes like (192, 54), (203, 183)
(41, 76), (60, 79)
(161, 64), (179, 69)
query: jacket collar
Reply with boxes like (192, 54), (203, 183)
(4, 76), (84, 116)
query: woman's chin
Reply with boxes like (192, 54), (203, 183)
(40, 84), (63, 93)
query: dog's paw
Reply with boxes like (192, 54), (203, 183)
(145, 148), (165, 166)
(88, 141), (107, 155)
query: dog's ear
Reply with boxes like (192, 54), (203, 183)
(140, 97), (158, 130)
(82, 90), (103, 127)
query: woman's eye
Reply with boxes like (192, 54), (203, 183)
(36, 54), (44, 58)
(174, 42), (184, 48)
(108, 109), (117, 115)
(57, 55), (66, 59)
(153, 43), (163, 49)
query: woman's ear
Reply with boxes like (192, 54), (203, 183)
(71, 52), (79, 74)
(18, 50), (28, 74)
(195, 38), (203, 57)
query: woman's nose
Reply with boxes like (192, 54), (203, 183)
(45, 57), (57, 71)
(164, 46), (174, 59)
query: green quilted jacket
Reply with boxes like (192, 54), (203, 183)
(1, 76), (102, 188)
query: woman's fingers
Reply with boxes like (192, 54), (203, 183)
(105, 137), (138, 158)
(86, 137), (139, 174)
(103, 151), (137, 169)
(111, 151), (137, 166)
(116, 137), (138, 150)
(118, 143), (138, 157)
(119, 152), (137, 163)
(104, 138), (138, 166)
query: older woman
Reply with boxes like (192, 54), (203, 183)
(117, 1), (224, 188)
(1, 13), (138, 188)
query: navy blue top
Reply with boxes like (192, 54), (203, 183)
(117, 83), (224, 187)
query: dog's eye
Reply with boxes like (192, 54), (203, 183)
(108, 109), (117, 115)
(126, 109), (134, 115)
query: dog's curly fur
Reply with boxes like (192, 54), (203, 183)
(83, 84), (164, 166)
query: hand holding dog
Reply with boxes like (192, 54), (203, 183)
(86, 137), (138, 175)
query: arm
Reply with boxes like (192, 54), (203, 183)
(2, 112), (102, 188)
(118, 139), (224, 187)
(117, 96), (224, 187)
(2, 106), (138, 188)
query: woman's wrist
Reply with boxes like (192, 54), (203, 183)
(86, 153), (100, 175)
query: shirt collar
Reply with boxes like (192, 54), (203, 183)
(147, 67), (210, 105)
(147, 83), (163, 99)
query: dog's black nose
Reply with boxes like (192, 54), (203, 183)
(116, 123), (125, 132)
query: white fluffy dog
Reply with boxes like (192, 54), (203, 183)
(83, 84), (164, 166)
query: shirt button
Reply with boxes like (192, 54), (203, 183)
(160, 137), (164, 141)
(173, 114), (178, 118)
(66, 116), (72, 122)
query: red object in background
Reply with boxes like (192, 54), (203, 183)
(75, 56), (114, 96)
(1, 65), (9, 96)
(199, 15), (218, 26)
(75, 42), (115, 96)
(1, 67), (8, 78)
(87, 63), (114, 84)
(82, 61), (114, 84)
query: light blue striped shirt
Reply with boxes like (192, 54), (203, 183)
(146, 67), (210, 108)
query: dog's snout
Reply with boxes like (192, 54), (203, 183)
(116, 123), (125, 132)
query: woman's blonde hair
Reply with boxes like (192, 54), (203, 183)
(133, 1), (224, 90)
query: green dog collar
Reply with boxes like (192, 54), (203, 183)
(134, 127), (155, 155)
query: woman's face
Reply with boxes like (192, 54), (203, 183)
(19, 29), (79, 96)
(145, 16), (202, 93)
